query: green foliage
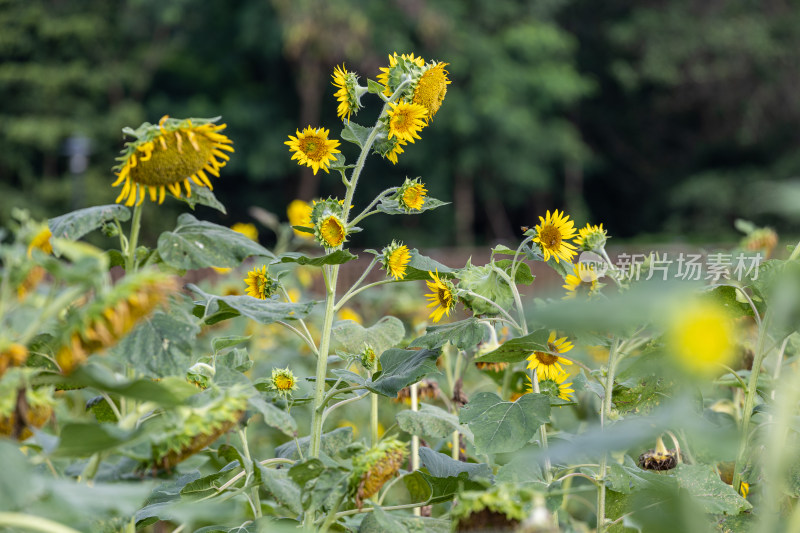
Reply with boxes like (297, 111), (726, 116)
(459, 392), (551, 455)
(367, 348), (441, 397)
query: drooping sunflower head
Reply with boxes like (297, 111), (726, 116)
(310, 198), (348, 249)
(285, 126), (341, 175)
(394, 379), (440, 405)
(666, 297), (736, 375)
(563, 262), (600, 299)
(112, 115), (233, 206)
(351, 438), (408, 508)
(270, 367), (299, 398)
(575, 223), (607, 252)
(383, 138), (408, 165)
(56, 270), (177, 373)
(386, 102), (428, 144)
(638, 436), (679, 471)
(332, 64), (364, 122)
(27, 226), (53, 258)
(526, 331), (574, 380)
(244, 265), (279, 300)
(360, 344), (377, 371)
(527, 370), (574, 402)
(287, 199), (314, 239)
(741, 226), (778, 258)
(382, 240), (411, 281)
(395, 177), (428, 212)
(411, 61), (450, 122)
(532, 210), (578, 264)
(425, 270), (458, 323)
(376, 52), (426, 97)
(0, 368), (55, 440)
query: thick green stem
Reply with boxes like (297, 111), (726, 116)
(239, 428), (261, 518)
(596, 341), (620, 533)
(530, 370), (552, 481)
(370, 369), (379, 447)
(125, 202), (143, 273)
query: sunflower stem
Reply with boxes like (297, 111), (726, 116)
(349, 187), (398, 226)
(369, 369), (379, 447)
(125, 202), (143, 273)
(596, 339), (620, 533)
(334, 279), (394, 311)
(494, 267), (528, 336)
(239, 428), (262, 518)
(337, 257), (378, 306)
(530, 370), (553, 482)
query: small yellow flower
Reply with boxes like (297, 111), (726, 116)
(532, 210), (578, 264)
(387, 102), (428, 144)
(332, 64), (362, 122)
(563, 262), (600, 299)
(285, 126), (341, 175)
(112, 115), (233, 206)
(411, 62), (450, 122)
(382, 241), (411, 281)
(667, 298), (735, 374)
(385, 139), (407, 165)
(287, 199), (314, 239)
(526, 370), (574, 402)
(338, 307), (363, 324)
(396, 177), (428, 211)
(27, 227), (52, 257)
(425, 270), (457, 323)
(244, 265), (278, 300)
(270, 367), (299, 397)
(739, 481), (750, 499)
(318, 214), (347, 248)
(575, 223), (607, 252)
(527, 331), (574, 380)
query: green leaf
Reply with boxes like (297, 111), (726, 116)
(211, 335), (251, 353)
(459, 392), (550, 455)
(158, 213), (275, 270)
(366, 79), (385, 94)
(674, 464), (752, 514)
(402, 250), (456, 281)
(247, 396), (297, 437)
(177, 184), (227, 214)
(0, 441), (37, 510)
(341, 121), (373, 148)
(115, 309), (199, 378)
(707, 285), (753, 319)
(277, 250), (358, 267)
(258, 466), (302, 515)
(376, 197), (450, 215)
(396, 403), (473, 442)
(457, 261), (514, 315)
(419, 447), (491, 480)
(495, 451), (546, 484)
(360, 512), (450, 533)
(86, 395), (119, 423)
(53, 422), (144, 457)
(472, 329), (551, 364)
(289, 458), (326, 486)
(332, 316), (406, 355)
(409, 318), (488, 351)
(367, 348), (441, 397)
(216, 348), (252, 373)
(275, 427), (353, 460)
(403, 469), (484, 505)
(180, 471), (231, 497)
(189, 284), (315, 325)
(49, 204), (130, 240)
(495, 259), (535, 285)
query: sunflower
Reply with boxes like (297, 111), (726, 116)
(310, 198), (349, 248)
(526, 370), (574, 402)
(377, 52), (426, 97)
(244, 265), (278, 300)
(563, 262), (600, 299)
(527, 331), (574, 380)
(351, 438), (408, 508)
(575, 223), (607, 252)
(667, 298), (735, 374)
(112, 115), (233, 206)
(270, 367), (299, 397)
(385, 139), (408, 165)
(532, 210), (577, 264)
(285, 126), (341, 175)
(0, 343), (28, 378)
(386, 102), (428, 144)
(396, 177), (428, 211)
(382, 241), (411, 280)
(411, 62), (450, 122)
(287, 199), (314, 239)
(741, 227), (778, 259)
(425, 270), (457, 323)
(360, 344), (377, 370)
(332, 64), (362, 121)
(318, 214), (347, 248)
(27, 227), (53, 257)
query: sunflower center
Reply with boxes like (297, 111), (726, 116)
(535, 351), (559, 365)
(437, 287), (452, 308)
(274, 375), (294, 390)
(539, 224), (562, 249)
(300, 136), (327, 162)
(321, 217), (346, 247)
(413, 66), (448, 118)
(130, 130), (214, 186)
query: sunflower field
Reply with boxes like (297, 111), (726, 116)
(2, 52), (800, 533)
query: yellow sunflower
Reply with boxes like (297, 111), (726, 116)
(532, 210), (577, 264)
(112, 115), (233, 206)
(27, 227), (53, 257)
(332, 64), (362, 121)
(285, 126), (341, 175)
(425, 270), (457, 323)
(385, 139), (407, 165)
(387, 102), (428, 144)
(397, 177), (428, 211)
(411, 62), (450, 122)
(575, 223), (607, 252)
(563, 262), (600, 299)
(244, 265), (278, 300)
(526, 370), (574, 402)
(270, 367), (299, 397)
(527, 331), (574, 380)
(382, 241), (411, 280)
(317, 214), (347, 248)
(377, 52), (426, 96)
(667, 298), (736, 375)
(287, 199), (314, 239)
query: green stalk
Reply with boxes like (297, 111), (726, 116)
(0, 514), (83, 533)
(125, 202), (143, 273)
(370, 369), (379, 447)
(239, 428), (261, 518)
(596, 340), (620, 533)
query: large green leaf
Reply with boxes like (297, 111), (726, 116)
(408, 318), (488, 350)
(457, 262), (514, 315)
(402, 250), (456, 281)
(277, 250), (358, 266)
(275, 427), (353, 460)
(259, 466), (303, 515)
(472, 329), (551, 364)
(396, 403), (473, 442)
(332, 316), (405, 355)
(158, 213), (275, 270)
(177, 184), (227, 214)
(49, 204), (131, 240)
(366, 348), (441, 397)
(359, 511), (450, 533)
(341, 121), (373, 148)
(674, 464), (752, 515)
(53, 422), (146, 457)
(248, 396), (297, 437)
(403, 469), (486, 505)
(419, 447), (491, 480)
(189, 284), (315, 325)
(459, 392), (550, 455)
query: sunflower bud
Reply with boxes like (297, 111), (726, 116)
(350, 438), (407, 508)
(575, 223), (607, 252)
(332, 64), (365, 122)
(244, 265), (279, 300)
(270, 367), (299, 398)
(360, 345), (377, 371)
(381, 241), (411, 281)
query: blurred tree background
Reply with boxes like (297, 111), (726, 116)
(2, 0), (799, 247)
